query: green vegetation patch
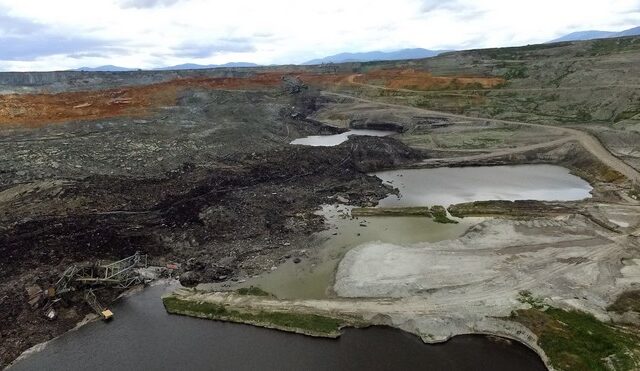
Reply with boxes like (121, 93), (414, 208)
(236, 286), (273, 297)
(484, 43), (568, 60)
(448, 200), (576, 219)
(503, 66), (528, 80)
(589, 37), (640, 56)
(164, 296), (229, 316)
(512, 306), (640, 371)
(430, 205), (458, 224)
(614, 110), (640, 123)
(517, 290), (546, 310)
(351, 207), (431, 217)
(607, 290), (640, 314)
(163, 296), (347, 336)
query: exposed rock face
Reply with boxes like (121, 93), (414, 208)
(349, 119), (405, 133)
(179, 271), (201, 287)
(344, 136), (422, 172)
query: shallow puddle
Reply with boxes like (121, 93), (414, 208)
(228, 205), (482, 299)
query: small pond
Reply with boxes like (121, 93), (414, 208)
(375, 164), (592, 207)
(290, 129), (394, 146)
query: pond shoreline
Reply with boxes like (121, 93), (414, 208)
(162, 289), (552, 370)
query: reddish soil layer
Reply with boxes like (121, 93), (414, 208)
(0, 69), (503, 127)
(0, 74), (286, 127)
(354, 68), (505, 90)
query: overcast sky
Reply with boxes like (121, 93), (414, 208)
(0, 0), (638, 71)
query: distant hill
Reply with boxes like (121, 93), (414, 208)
(74, 65), (137, 72)
(618, 26), (640, 37)
(550, 26), (640, 43)
(73, 62), (259, 72)
(303, 48), (448, 65)
(153, 62), (259, 71)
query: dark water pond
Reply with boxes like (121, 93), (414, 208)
(10, 283), (546, 371)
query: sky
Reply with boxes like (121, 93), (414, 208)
(0, 0), (639, 71)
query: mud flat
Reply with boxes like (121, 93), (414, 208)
(208, 205), (481, 299)
(333, 216), (632, 312)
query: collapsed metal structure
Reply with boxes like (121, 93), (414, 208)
(51, 252), (148, 319)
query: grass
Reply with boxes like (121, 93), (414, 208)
(614, 110), (640, 123)
(430, 205), (458, 224)
(607, 290), (640, 314)
(503, 66), (528, 80)
(483, 43), (568, 60)
(351, 207), (432, 217)
(517, 290), (546, 310)
(589, 37), (640, 56)
(163, 296), (346, 336)
(350, 206), (466, 223)
(448, 200), (548, 218)
(569, 161), (625, 184)
(164, 296), (228, 316)
(512, 306), (640, 371)
(236, 286), (272, 297)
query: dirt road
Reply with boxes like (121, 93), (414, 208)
(323, 86), (640, 184)
(418, 138), (573, 166)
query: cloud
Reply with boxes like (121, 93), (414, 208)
(419, 0), (485, 20)
(0, 36), (115, 61)
(419, 0), (462, 13)
(172, 39), (256, 58)
(0, 0), (639, 70)
(0, 11), (45, 36)
(0, 7), (118, 61)
(118, 0), (181, 9)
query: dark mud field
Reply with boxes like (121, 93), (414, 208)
(0, 85), (421, 366)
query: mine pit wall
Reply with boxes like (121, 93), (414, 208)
(349, 119), (406, 133)
(0, 65), (342, 94)
(0, 70), (232, 93)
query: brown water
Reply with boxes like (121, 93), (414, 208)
(220, 206), (481, 299)
(9, 283), (546, 371)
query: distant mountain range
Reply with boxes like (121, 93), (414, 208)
(550, 26), (640, 43)
(74, 62), (259, 72)
(153, 62), (259, 71)
(73, 49), (447, 72)
(303, 48), (449, 65)
(74, 65), (137, 72)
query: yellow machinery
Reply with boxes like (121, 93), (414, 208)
(101, 309), (114, 321)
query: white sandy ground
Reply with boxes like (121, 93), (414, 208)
(334, 216), (638, 319)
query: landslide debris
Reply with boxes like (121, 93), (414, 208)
(0, 133), (419, 366)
